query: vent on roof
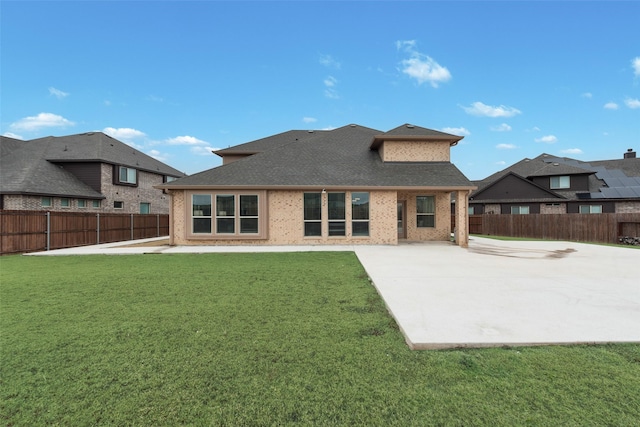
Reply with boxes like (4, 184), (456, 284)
(308, 130), (314, 133)
(406, 124), (415, 128)
(553, 163), (559, 166)
(350, 124), (356, 127)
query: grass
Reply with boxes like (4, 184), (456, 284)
(1, 252), (639, 426)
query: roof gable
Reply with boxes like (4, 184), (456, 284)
(471, 172), (565, 201)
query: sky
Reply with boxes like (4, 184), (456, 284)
(1, 1), (639, 180)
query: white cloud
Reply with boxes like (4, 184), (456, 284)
(324, 76), (337, 87)
(103, 127), (146, 141)
(496, 161), (506, 166)
(2, 132), (24, 139)
(323, 76), (339, 99)
(632, 57), (640, 77)
(319, 54), (341, 69)
(604, 102), (619, 110)
(441, 127), (470, 136)
(462, 101), (522, 118)
(581, 92), (593, 99)
(535, 135), (558, 144)
(496, 143), (517, 150)
(624, 98), (640, 109)
(561, 148), (583, 155)
(491, 123), (512, 132)
(397, 39), (451, 88)
(191, 146), (219, 156)
(526, 126), (541, 132)
(165, 135), (208, 146)
(10, 112), (75, 131)
(400, 55), (451, 88)
(302, 117), (317, 123)
(49, 87), (69, 99)
(396, 40), (417, 52)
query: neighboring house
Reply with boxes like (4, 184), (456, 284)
(157, 123), (476, 247)
(0, 132), (185, 214)
(469, 150), (640, 215)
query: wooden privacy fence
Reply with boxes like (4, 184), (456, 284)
(0, 210), (169, 255)
(453, 213), (640, 244)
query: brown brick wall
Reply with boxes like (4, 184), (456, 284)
(171, 189), (457, 246)
(381, 141), (450, 162)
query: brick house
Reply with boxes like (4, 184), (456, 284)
(0, 132), (185, 214)
(158, 124), (476, 247)
(469, 151), (640, 215)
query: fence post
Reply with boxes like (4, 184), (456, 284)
(157, 214), (160, 237)
(131, 214), (134, 240)
(46, 211), (50, 251)
(97, 213), (100, 244)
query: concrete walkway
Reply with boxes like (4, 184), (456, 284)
(27, 237), (640, 349)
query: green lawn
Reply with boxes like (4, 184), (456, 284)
(1, 253), (639, 426)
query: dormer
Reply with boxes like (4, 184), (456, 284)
(370, 124), (463, 162)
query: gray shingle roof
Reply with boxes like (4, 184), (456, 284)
(1, 132), (185, 198)
(474, 152), (640, 200)
(1, 136), (104, 198)
(163, 124), (473, 189)
(31, 132), (185, 176)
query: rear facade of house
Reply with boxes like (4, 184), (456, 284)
(158, 124), (476, 247)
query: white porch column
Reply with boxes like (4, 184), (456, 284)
(455, 190), (470, 248)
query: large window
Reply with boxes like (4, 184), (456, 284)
(191, 192), (263, 237)
(118, 166), (137, 185)
(550, 175), (570, 189)
(416, 196), (435, 228)
(579, 205), (602, 214)
(304, 193), (322, 237)
(328, 193), (346, 236)
(351, 192), (370, 236)
(192, 194), (212, 233)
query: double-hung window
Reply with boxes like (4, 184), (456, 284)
(216, 195), (236, 233)
(239, 195), (259, 233)
(550, 175), (570, 189)
(192, 194), (212, 233)
(304, 193), (322, 237)
(416, 196), (435, 228)
(118, 166), (137, 185)
(351, 192), (370, 236)
(328, 193), (346, 236)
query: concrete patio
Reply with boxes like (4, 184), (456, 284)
(28, 236), (640, 349)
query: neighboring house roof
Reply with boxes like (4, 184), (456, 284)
(162, 124), (473, 189)
(470, 172), (566, 204)
(472, 152), (640, 201)
(30, 132), (185, 176)
(1, 136), (104, 198)
(1, 132), (185, 198)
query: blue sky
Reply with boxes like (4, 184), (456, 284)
(2, 1), (639, 180)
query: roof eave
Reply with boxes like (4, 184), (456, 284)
(156, 184), (477, 192)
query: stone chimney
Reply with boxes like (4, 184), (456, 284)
(624, 148), (636, 159)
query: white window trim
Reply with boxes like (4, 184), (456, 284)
(550, 175), (570, 189)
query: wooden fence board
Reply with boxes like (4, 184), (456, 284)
(0, 210), (169, 255)
(455, 213), (640, 243)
